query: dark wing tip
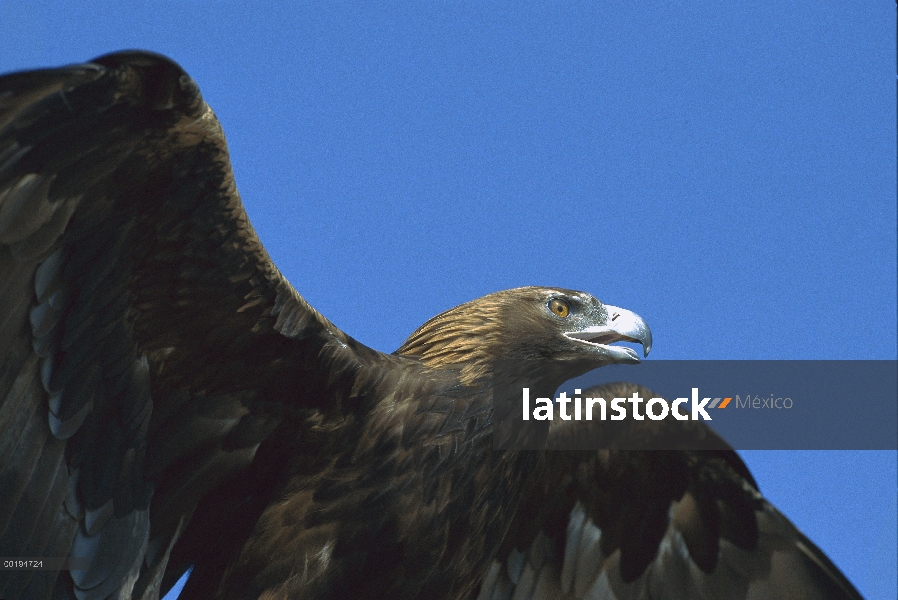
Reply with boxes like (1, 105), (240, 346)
(89, 50), (201, 112)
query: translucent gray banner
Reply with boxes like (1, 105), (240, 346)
(494, 360), (897, 450)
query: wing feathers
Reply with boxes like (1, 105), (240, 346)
(0, 51), (373, 599)
(560, 500), (586, 594)
(0, 253), (35, 350)
(0, 173), (55, 244)
(70, 509), (149, 600)
(573, 508), (603, 598)
(3, 452), (69, 599)
(0, 433), (65, 594)
(672, 491), (720, 574)
(9, 195), (79, 261)
(0, 378), (47, 536)
(483, 382), (862, 600)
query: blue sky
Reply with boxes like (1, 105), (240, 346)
(2, 2), (895, 598)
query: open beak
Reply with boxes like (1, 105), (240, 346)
(564, 305), (652, 363)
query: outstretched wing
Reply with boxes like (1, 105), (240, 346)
(477, 383), (861, 600)
(0, 51), (376, 600)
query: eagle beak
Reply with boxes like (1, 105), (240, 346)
(564, 305), (652, 363)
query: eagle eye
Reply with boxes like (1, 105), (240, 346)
(548, 298), (570, 318)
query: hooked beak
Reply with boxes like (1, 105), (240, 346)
(564, 305), (652, 363)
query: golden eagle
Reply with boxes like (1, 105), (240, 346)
(0, 52), (860, 600)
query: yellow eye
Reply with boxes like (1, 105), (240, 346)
(548, 298), (570, 318)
